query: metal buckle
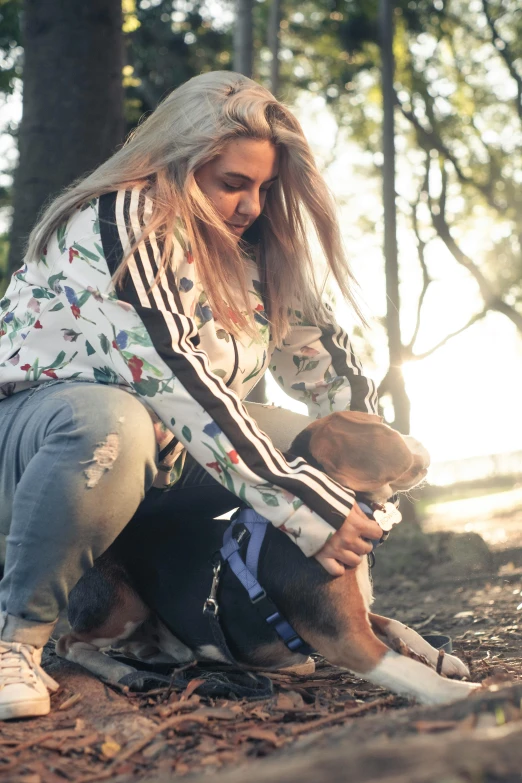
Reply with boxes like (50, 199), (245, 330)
(203, 598), (219, 616)
(203, 561), (222, 616)
(251, 588), (267, 604)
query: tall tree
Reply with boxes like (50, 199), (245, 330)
(7, 0), (125, 275)
(267, 0), (282, 97)
(378, 0), (410, 434)
(231, 0), (266, 402)
(234, 0), (254, 77)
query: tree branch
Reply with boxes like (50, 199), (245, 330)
(481, 0), (522, 123)
(403, 167), (432, 355)
(429, 170), (522, 333)
(411, 309), (488, 361)
(395, 91), (500, 213)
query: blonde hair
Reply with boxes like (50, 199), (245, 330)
(27, 71), (362, 345)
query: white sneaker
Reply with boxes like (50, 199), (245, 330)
(0, 641), (59, 720)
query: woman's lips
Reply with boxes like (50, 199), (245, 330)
(225, 222), (248, 232)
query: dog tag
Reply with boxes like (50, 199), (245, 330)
(372, 502), (402, 532)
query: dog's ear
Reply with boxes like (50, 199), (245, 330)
(287, 427), (324, 470)
(306, 411), (414, 491)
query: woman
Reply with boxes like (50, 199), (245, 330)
(0, 71), (382, 720)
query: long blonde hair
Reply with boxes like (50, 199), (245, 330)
(27, 71), (362, 345)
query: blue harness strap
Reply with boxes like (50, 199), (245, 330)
(220, 509), (315, 656)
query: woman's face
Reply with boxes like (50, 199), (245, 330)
(195, 138), (279, 241)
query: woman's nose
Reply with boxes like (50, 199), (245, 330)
(237, 190), (261, 219)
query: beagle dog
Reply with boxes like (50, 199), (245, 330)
(57, 411), (479, 705)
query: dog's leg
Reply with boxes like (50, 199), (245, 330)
(56, 636), (138, 684)
(369, 613), (470, 678)
(294, 569), (479, 706)
(118, 616), (195, 666)
(56, 552), (150, 684)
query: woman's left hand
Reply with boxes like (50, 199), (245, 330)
(314, 503), (382, 576)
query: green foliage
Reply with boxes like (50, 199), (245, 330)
(1, 0), (520, 324)
(123, 0), (233, 128)
(395, 0), (522, 307)
(314, 0), (522, 323)
(0, 0), (22, 96)
(259, 0), (375, 107)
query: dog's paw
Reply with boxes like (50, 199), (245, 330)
(440, 652), (471, 679)
(419, 678), (481, 706)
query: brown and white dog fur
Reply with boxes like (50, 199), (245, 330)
(57, 412), (479, 705)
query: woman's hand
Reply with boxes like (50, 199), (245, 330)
(314, 503), (383, 576)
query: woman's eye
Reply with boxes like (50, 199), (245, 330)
(223, 182), (241, 191)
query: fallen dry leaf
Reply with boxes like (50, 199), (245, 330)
(100, 738), (121, 759)
(242, 728), (283, 747)
(180, 678), (206, 700)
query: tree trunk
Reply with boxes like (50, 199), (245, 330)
(379, 0), (410, 437)
(235, 0), (264, 402)
(234, 0), (254, 77)
(267, 0), (281, 97)
(7, 0), (125, 275)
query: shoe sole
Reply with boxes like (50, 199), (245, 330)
(0, 698), (51, 721)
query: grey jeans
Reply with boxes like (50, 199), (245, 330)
(0, 380), (311, 646)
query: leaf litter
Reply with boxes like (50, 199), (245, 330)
(3, 527), (522, 781)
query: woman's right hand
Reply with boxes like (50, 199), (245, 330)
(314, 503), (383, 576)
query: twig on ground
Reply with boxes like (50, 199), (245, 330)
(436, 649), (445, 676)
(59, 693), (83, 710)
(288, 696), (395, 736)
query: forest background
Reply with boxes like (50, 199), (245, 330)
(0, 0), (521, 491)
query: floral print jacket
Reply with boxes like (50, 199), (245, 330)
(0, 187), (377, 557)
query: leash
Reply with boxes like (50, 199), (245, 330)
(116, 663), (273, 698)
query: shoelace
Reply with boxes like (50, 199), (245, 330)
(0, 642), (58, 691)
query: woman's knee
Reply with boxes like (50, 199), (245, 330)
(45, 384), (158, 486)
(54, 384), (153, 441)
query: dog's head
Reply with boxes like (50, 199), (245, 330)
(289, 411), (430, 503)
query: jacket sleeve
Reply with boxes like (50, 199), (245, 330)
(269, 305), (378, 419)
(51, 188), (359, 556)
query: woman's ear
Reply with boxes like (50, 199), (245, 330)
(307, 411), (414, 490)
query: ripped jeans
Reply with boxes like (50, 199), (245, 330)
(0, 381), (311, 646)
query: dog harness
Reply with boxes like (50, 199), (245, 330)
(203, 509), (315, 664)
(203, 501), (402, 665)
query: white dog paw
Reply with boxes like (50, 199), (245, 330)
(440, 652), (471, 679)
(421, 678), (481, 706)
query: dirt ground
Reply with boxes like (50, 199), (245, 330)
(2, 487), (522, 783)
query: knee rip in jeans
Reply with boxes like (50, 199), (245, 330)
(80, 432), (120, 488)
